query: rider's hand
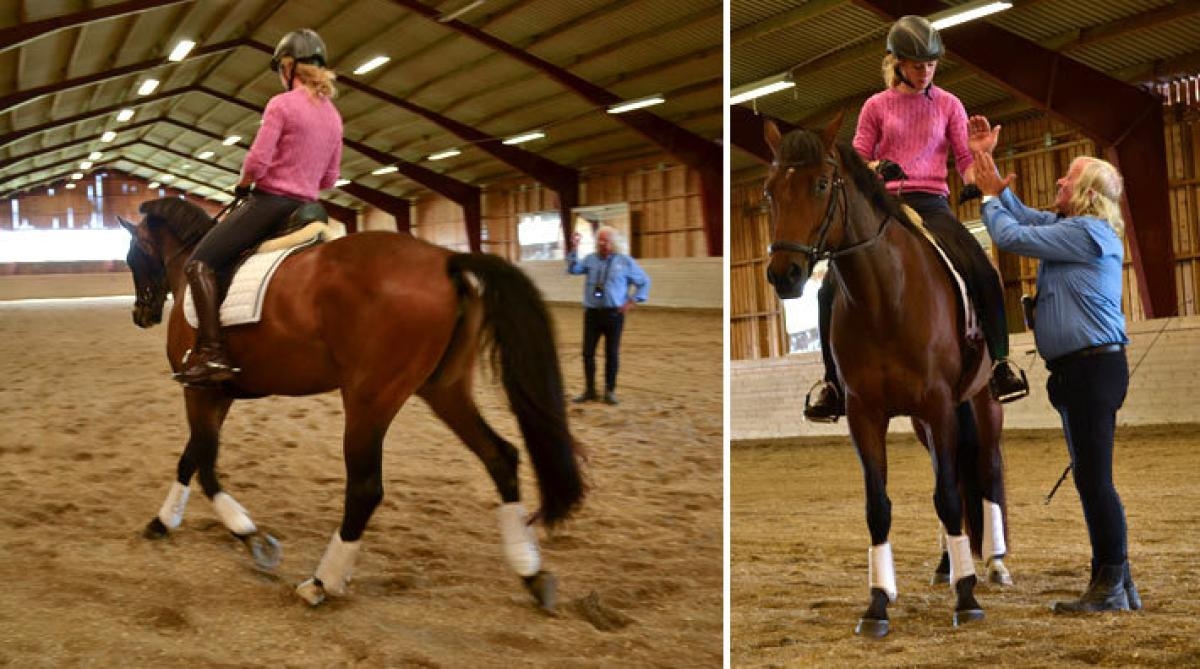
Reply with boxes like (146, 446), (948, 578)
(875, 159), (907, 182)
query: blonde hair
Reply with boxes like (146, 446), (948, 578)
(882, 54), (901, 88)
(1068, 157), (1125, 237)
(281, 58), (338, 99)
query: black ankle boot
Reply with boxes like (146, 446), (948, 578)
(1124, 562), (1141, 611)
(990, 360), (1029, 403)
(176, 261), (238, 386)
(1052, 564), (1130, 613)
(804, 381), (844, 422)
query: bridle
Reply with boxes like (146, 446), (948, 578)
(767, 155), (894, 265)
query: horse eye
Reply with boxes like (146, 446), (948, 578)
(816, 178), (829, 194)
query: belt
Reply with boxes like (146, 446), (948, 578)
(1048, 343), (1124, 369)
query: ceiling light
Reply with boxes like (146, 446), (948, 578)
(168, 39), (196, 62)
(439, 0), (485, 23)
(148, 181), (161, 189)
(503, 131), (545, 145)
(88, 151), (102, 160)
(160, 174), (174, 182)
(428, 149), (461, 161)
(116, 108), (135, 122)
(929, 0), (1013, 30)
(79, 161), (93, 170)
(371, 165), (399, 175)
(353, 56), (391, 75)
(197, 151), (214, 160)
(71, 173), (84, 180)
(729, 73), (795, 105)
(222, 135), (241, 146)
(65, 183), (77, 189)
(137, 79), (160, 96)
(607, 95), (665, 114)
(334, 179), (351, 187)
(101, 131), (116, 142)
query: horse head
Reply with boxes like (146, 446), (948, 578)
(762, 113), (846, 299)
(118, 215), (168, 328)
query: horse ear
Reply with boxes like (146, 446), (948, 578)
(820, 110), (846, 151)
(764, 119), (783, 159)
(117, 216), (136, 234)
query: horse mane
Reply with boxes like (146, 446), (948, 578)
(139, 197), (215, 247)
(777, 128), (915, 234)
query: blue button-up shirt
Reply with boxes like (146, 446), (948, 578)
(981, 189), (1128, 361)
(566, 251), (651, 309)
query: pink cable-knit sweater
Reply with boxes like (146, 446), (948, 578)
(242, 86), (343, 202)
(852, 85), (972, 197)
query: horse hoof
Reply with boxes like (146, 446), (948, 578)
(953, 608), (985, 627)
(855, 617), (889, 638)
(241, 532), (282, 571)
(986, 559), (1013, 586)
(296, 578), (326, 606)
(523, 570), (557, 613)
(143, 517), (169, 539)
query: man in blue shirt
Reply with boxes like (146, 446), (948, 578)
(972, 133), (1138, 615)
(566, 226), (651, 405)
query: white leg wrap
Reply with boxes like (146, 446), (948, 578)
(157, 481), (191, 530)
(314, 531), (361, 596)
(212, 492), (256, 535)
(498, 503), (541, 577)
(982, 501), (1006, 558)
(946, 533), (975, 584)
(868, 542), (897, 603)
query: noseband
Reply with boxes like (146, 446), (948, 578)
(767, 156), (893, 265)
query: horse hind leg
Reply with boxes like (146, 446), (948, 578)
(421, 381), (556, 612)
(912, 418), (954, 585)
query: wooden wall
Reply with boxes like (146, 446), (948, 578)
(730, 104), (1200, 360)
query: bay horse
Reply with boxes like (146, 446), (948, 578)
(761, 117), (1010, 637)
(119, 197), (584, 609)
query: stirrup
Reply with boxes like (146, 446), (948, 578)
(803, 380), (843, 424)
(989, 361), (1029, 404)
(174, 347), (240, 386)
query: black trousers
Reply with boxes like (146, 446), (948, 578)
(582, 307), (625, 392)
(1047, 349), (1130, 568)
(189, 191), (304, 271)
(816, 192), (1010, 383)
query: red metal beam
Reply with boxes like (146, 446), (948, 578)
(337, 182), (411, 233)
(853, 0), (1176, 317)
(0, 0), (188, 53)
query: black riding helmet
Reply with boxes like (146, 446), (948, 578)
(270, 28), (327, 72)
(886, 15), (943, 62)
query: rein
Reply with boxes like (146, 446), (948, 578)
(768, 157), (894, 265)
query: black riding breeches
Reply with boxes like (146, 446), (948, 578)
(189, 191), (305, 272)
(582, 307), (625, 392)
(1046, 350), (1129, 567)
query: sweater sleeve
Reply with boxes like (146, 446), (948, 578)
(946, 95), (973, 179)
(852, 97), (880, 162)
(242, 95), (286, 183)
(320, 138), (342, 190)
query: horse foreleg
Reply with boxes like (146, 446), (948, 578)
(848, 403), (893, 638)
(421, 383), (555, 612)
(297, 395), (392, 606)
(971, 390), (1012, 586)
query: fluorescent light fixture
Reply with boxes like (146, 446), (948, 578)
(439, 0), (484, 22)
(222, 135), (241, 146)
(607, 95), (665, 114)
(730, 73), (795, 105)
(371, 165), (399, 175)
(137, 79), (160, 96)
(929, 0), (1013, 30)
(115, 108), (135, 122)
(334, 179), (351, 187)
(79, 161), (93, 170)
(428, 149), (461, 161)
(88, 151), (102, 160)
(65, 183), (77, 189)
(503, 131), (545, 145)
(168, 39), (196, 62)
(148, 181), (161, 189)
(71, 173), (84, 180)
(160, 174), (174, 182)
(353, 56), (391, 75)
(100, 131), (116, 142)
(197, 151), (214, 160)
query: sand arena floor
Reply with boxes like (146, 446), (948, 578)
(732, 427), (1200, 667)
(0, 295), (722, 667)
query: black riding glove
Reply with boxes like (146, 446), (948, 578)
(875, 159), (907, 182)
(958, 183), (983, 204)
(234, 184), (253, 197)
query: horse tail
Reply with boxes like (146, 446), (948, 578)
(445, 253), (585, 527)
(955, 401), (985, 556)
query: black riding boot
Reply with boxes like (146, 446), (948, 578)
(805, 276), (844, 422)
(990, 359), (1029, 403)
(1052, 564), (1130, 613)
(1124, 561), (1142, 611)
(176, 260), (239, 386)
(804, 381), (844, 422)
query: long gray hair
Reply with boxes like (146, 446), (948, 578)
(596, 225), (628, 255)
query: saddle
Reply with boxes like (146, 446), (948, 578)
(215, 202), (332, 293)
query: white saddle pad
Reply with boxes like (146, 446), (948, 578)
(183, 226), (327, 328)
(901, 204), (980, 339)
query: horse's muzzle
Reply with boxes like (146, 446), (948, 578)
(132, 303), (162, 328)
(766, 257), (809, 300)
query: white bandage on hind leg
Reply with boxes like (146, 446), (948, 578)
(982, 501), (1006, 559)
(157, 481), (191, 530)
(212, 492), (257, 535)
(868, 542), (897, 602)
(946, 533), (976, 584)
(314, 531), (361, 596)
(498, 503), (541, 577)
